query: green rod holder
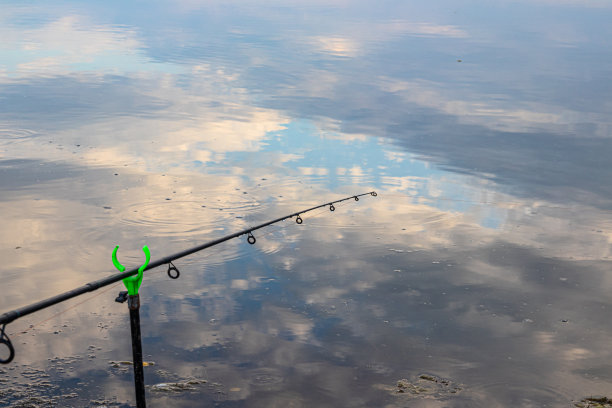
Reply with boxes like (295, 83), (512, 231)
(112, 245), (151, 296)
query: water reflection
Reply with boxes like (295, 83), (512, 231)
(1, 0), (612, 406)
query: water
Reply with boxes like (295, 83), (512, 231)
(1, 1), (612, 406)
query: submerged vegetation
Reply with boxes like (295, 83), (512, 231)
(575, 396), (612, 408)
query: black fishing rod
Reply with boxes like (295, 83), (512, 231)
(0, 191), (377, 364)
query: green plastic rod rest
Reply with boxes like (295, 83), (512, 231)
(112, 245), (151, 296)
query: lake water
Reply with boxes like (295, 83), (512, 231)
(1, 1), (612, 407)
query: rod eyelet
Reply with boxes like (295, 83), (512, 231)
(370, 191), (377, 197)
(354, 196), (359, 201)
(167, 262), (180, 279)
(329, 204), (335, 212)
(247, 233), (256, 245)
(296, 215), (303, 224)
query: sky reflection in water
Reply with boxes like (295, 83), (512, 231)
(1, 1), (612, 406)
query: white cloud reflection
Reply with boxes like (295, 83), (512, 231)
(378, 78), (612, 135)
(2, 2), (612, 405)
(0, 15), (163, 79)
(308, 20), (468, 57)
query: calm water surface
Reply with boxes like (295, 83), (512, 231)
(1, 1), (612, 407)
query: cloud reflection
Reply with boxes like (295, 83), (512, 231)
(2, 1), (612, 406)
(0, 14), (157, 79)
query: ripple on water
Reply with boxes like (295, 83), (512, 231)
(119, 194), (264, 238)
(0, 128), (39, 141)
(248, 367), (285, 391)
(253, 176), (310, 192)
(81, 194), (288, 269)
(78, 190), (338, 272)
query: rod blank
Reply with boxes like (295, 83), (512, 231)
(0, 191), (377, 327)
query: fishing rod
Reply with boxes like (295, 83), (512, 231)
(0, 191), (377, 364)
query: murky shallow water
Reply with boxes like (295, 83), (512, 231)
(1, 1), (612, 407)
